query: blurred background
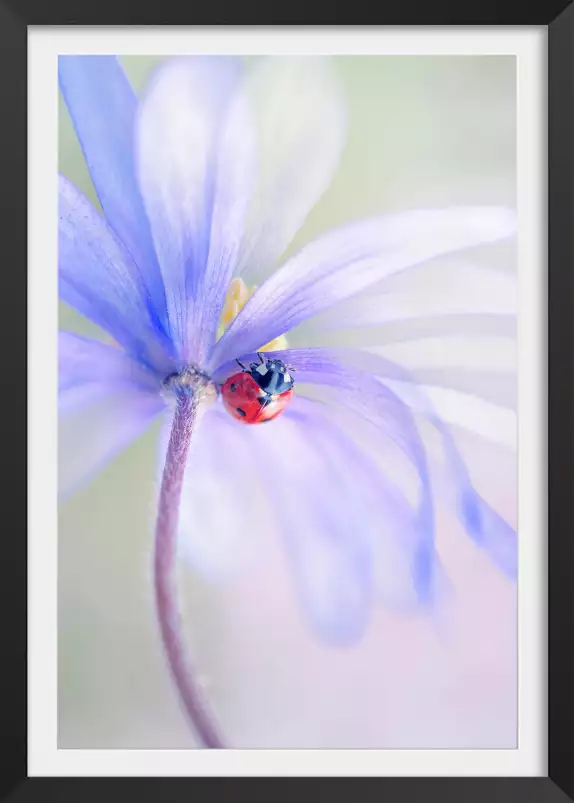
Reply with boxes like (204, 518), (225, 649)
(58, 55), (517, 748)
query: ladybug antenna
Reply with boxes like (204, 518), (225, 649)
(288, 365), (296, 372)
(257, 352), (265, 364)
(236, 358), (247, 370)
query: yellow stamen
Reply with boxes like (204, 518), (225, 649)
(217, 277), (289, 352)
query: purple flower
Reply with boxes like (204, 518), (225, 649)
(59, 55), (516, 746)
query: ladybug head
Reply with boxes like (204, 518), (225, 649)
(248, 356), (295, 395)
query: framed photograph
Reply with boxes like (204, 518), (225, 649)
(4, 2), (572, 801)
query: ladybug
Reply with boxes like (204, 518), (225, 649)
(221, 354), (295, 424)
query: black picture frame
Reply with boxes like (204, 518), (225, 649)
(3, 2), (572, 801)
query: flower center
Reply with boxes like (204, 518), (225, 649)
(162, 364), (218, 403)
(217, 277), (288, 352)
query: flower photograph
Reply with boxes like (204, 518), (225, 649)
(58, 54), (517, 748)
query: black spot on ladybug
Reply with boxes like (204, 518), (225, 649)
(230, 383), (236, 392)
(236, 408), (246, 417)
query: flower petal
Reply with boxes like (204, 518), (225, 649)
(288, 398), (449, 613)
(59, 176), (173, 374)
(441, 428), (517, 578)
(208, 207), (515, 370)
(59, 333), (165, 497)
(296, 259), (517, 335)
(237, 404), (374, 644)
(386, 367), (515, 409)
(59, 331), (161, 394)
(258, 413), (373, 644)
(386, 381), (516, 449)
(289, 259), (517, 414)
(231, 57), (347, 285)
(253, 346), (517, 578)
(59, 56), (166, 320)
(249, 398), (448, 642)
(135, 56), (254, 364)
(371, 333), (516, 374)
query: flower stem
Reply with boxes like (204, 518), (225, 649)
(154, 391), (225, 748)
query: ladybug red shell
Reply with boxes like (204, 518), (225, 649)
(221, 356), (295, 424)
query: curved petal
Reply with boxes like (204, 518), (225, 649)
(248, 398), (447, 642)
(371, 335), (516, 374)
(289, 261), (517, 406)
(232, 57), (347, 285)
(59, 56), (166, 321)
(386, 368), (516, 409)
(208, 207), (516, 370)
(288, 398), (450, 613)
(135, 56), (254, 364)
(59, 333), (165, 497)
(247, 346), (517, 578)
(441, 429), (517, 578)
(386, 382), (516, 450)
(298, 312), (515, 348)
(368, 334), (516, 437)
(235, 403), (376, 644)
(59, 176), (174, 374)
(297, 260), (517, 335)
(59, 331), (161, 394)
(250, 407), (374, 644)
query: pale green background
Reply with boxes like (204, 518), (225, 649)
(59, 56), (516, 748)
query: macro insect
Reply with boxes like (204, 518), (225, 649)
(221, 354), (296, 424)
